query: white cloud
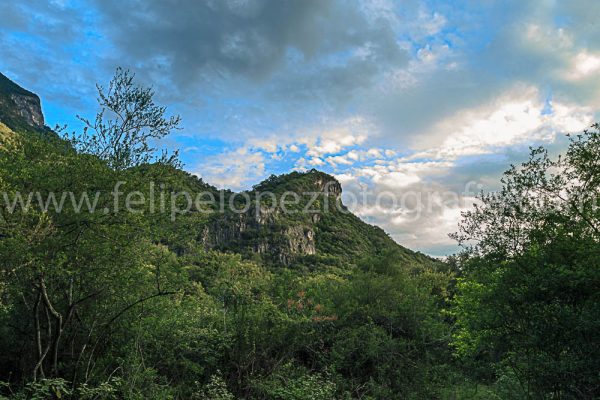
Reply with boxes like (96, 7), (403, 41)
(346, 150), (360, 161)
(524, 24), (573, 52)
(326, 155), (353, 166)
(183, 146), (199, 153)
(383, 42), (454, 92)
(415, 85), (594, 159)
(307, 157), (325, 166)
(373, 170), (420, 189)
(420, 11), (446, 36)
(565, 51), (600, 80)
(304, 132), (368, 158)
(333, 172), (357, 185)
(248, 137), (279, 153)
(323, 81), (594, 256)
(194, 147), (266, 190)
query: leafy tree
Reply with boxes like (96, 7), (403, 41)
(0, 69), (183, 389)
(67, 68), (181, 170)
(1, 68), (475, 399)
(451, 124), (600, 398)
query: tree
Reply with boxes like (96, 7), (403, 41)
(451, 124), (600, 398)
(0, 69), (183, 388)
(68, 68), (181, 170)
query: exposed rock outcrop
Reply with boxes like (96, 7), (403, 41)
(8, 93), (44, 128)
(201, 204), (317, 265)
(201, 171), (342, 264)
(313, 175), (342, 198)
(0, 72), (45, 130)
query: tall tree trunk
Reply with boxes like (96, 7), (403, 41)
(32, 290), (52, 381)
(39, 277), (63, 376)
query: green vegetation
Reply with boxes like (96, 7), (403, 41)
(0, 71), (598, 399)
(450, 126), (600, 398)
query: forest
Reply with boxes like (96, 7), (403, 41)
(0, 70), (598, 399)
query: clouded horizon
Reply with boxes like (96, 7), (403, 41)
(2, 0), (599, 255)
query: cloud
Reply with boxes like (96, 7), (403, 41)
(330, 83), (594, 256)
(417, 85), (594, 159)
(0, 2), (101, 104)
(194, 147), (266, 190)
(564, 51), (600, 81)
(2, 0), (600, 256)
(326, 155), (353, 167)
(92, 0), (408, 91)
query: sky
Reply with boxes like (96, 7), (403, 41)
(1, 0), (599, 256)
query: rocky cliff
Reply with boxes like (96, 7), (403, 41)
(0, 72), (45, 131)
(196, 169), (433, 268)
(200, 170), (342, 265)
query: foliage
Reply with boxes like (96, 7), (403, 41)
(67, 68), (181, 170)
(192, 373), (235, 400)
(252, 363), (337, 400)
(451, 125), (600, 398)
(3, 69), (598, 399)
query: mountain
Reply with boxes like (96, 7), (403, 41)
(0, 72), (453, 399)
(0, 72), (45, 132)
(0, 72), (438, 272)
(197, 169), (435, 268)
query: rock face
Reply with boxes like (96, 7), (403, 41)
(201, 203), (318, 265)
(0, 72), (45, 130)
(195, 168), (433, 268)
(8, 93), (44, 128)
(201, 171), (342, 265)
(313, 176), (342, 198)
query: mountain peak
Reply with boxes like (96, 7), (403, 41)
(0, 72), (45, 131)
(252, 169), (342, 197)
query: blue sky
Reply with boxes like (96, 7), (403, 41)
(1, 0), (599, 255)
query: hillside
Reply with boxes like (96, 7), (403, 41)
(198, 169), (435, 269)
(0, 72), (438, 273)
(0, 72), (454, 399)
